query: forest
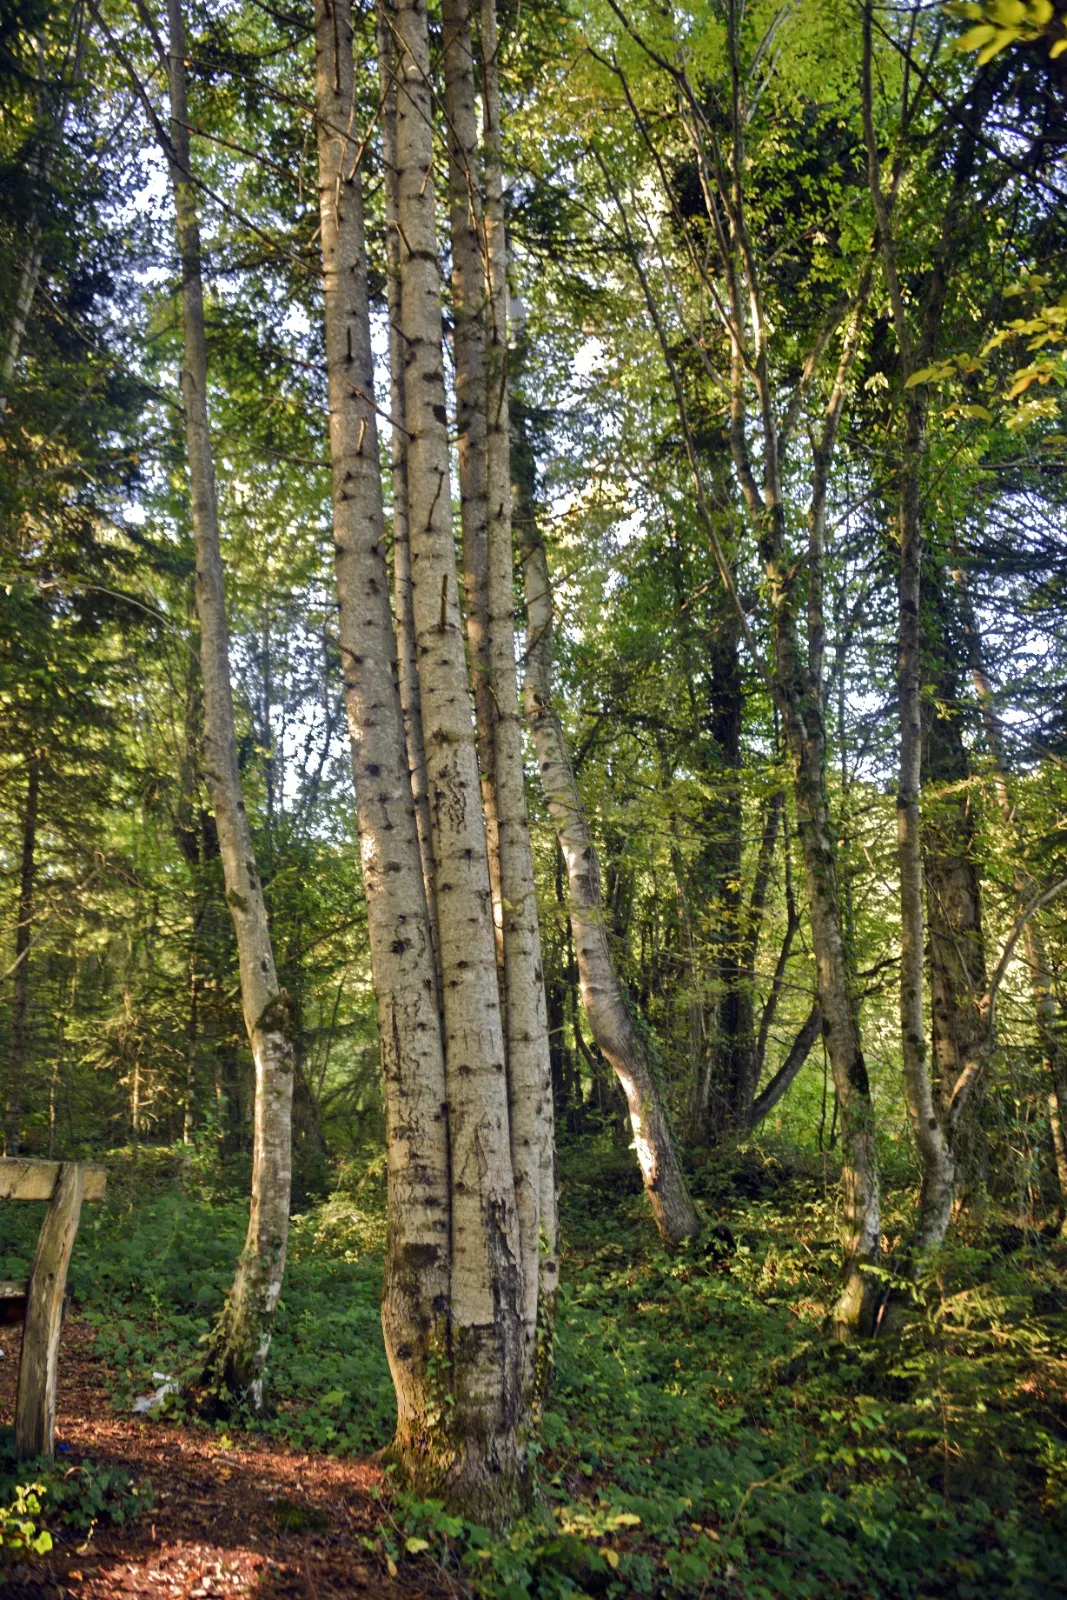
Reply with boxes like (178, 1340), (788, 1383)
(1, 0), (1066, 1591)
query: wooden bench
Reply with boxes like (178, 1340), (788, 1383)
(1, 1159), (106, 1459)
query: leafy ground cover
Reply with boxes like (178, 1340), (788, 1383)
(1, 1142), (1065, 1597)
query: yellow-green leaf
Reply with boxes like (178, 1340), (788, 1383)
(957, 22), (997, 47)
(977, 26), (1017, 60)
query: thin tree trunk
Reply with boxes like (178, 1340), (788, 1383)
(921, 599), (987, 1182)
(393, 0), (527, 1519)
(0, 241), (43, 415)
(896, 418), (955, 1261)
(5, 756), (39, 1157)
(773, 603), (881, 1332)
(595, 129), (874, 1303)
(514, 384), (698, 1246)
(442, 0), (502, 970)
(694, 617), (759, 1139)
(315, 0), (450, 1475)
(480, 0), (558, 1382)
(375, 1), (438, 951)
(751, 1003), (821, 1126)
(863, 0), (986, 1263)
(166, 0), (294, 1412)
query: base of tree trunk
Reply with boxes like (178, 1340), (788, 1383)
(195, 1305), (275, 1420)
(388, 1425), (531, 1530)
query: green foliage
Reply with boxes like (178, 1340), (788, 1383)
(0, 1444), (149, 1559)
(39, 1155), (1065, 1598)
(0, 1483), (52, 1559)
(29, 1173), (397, 1457)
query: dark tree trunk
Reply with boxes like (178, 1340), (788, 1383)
(5, 756), (40, 1156)
(921, 580), (988, 1187)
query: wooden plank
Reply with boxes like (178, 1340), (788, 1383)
(0, 1280), (27, 1297)
(0, 1159), (105, 1203)
(15, 1163), (85, 1459)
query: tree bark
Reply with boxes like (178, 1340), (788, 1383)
(166, 0), (294, 1412)
(5, 756), (39, 1157)
(691, 618), (761, 1139)
(897, 419), (955, 1263)
(514, 378), (698, 1246)
(751, 1003), (821, 1126)
(375, 1), (438, 951)
(393, 0), (526, 1519)
(770, 585), (881, 1333)
(441, 0), (502, 968)
(315, 0), (451, 1476)
(921, 591), (987, 1184)
(480, 0), (558, 1382)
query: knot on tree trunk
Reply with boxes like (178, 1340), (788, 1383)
(255, 988), (295, 1044)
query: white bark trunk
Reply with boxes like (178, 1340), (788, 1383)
(315, 0), (451, 1461)
(166, 0), (293, 1412)
(481, 0), (557, 1382)
(441, 0), (503, 974)
(375, 2), (438, 954)
(393, 0), (525, 1518)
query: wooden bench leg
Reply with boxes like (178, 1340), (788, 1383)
(15, 1163), (84, 1459)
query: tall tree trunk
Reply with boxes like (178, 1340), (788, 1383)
(921, 585), (987, 1193)
(897, 421), (956, 1262)
(5, 755), (39, 1156)
(514, 373), (698, 1246)
(442, 0), (502, 968)
(480, 0), (558, 1379)
(768, 572), (881, 1333)
(316, 0), (450, 1481)
(863, 2), (988, 1264)
(692, 619), (761, 1139)
(375, 1), (438, 949)
(166, 0), (294, 1412)
(393, 0), (527, 1518)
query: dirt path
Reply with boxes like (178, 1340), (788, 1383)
(0, 1317), (455, 1599)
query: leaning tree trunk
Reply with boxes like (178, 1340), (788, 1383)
(481, 0), (558, 1380)
(315, 0), (450, 1472)
(4, 755), (39, 1156)
(514, 384), (698, 1246)
(393, 0), (527, 1520)
(166, 0), (294, 1412)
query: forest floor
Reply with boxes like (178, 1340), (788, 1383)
(0, 1317), (446, 1599)
(1, 1140), (1066, 1599)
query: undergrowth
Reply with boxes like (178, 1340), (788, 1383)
(0, 1139), (1065, 1595)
